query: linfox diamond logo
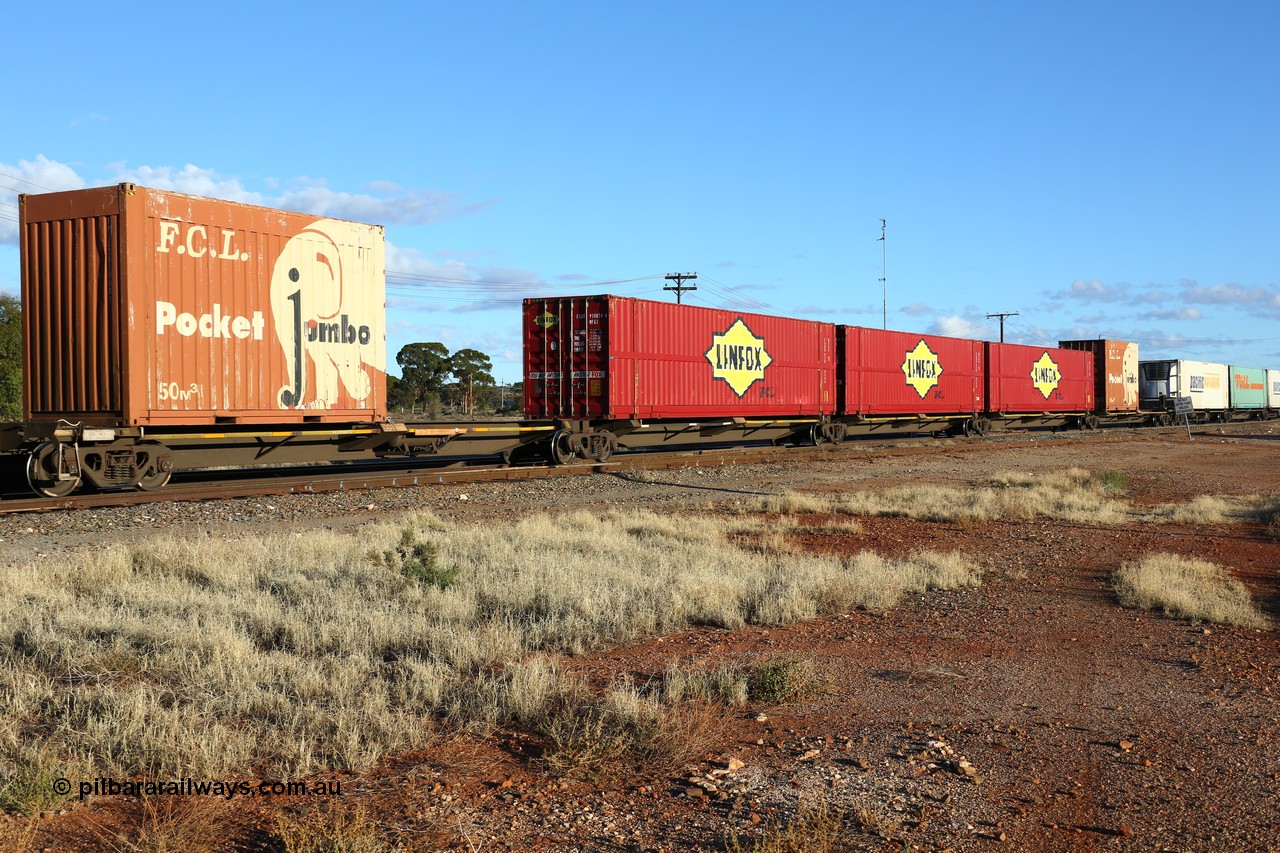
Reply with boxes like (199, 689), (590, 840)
(534, 310), (557, 329)
(1030, 352), (1062, 399)
(901, 340), (942, 398)
(705, 319), (773, 397)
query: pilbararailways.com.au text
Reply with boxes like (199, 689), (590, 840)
(59, 777), (342, 801)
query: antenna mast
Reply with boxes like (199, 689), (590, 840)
(877, 218), (887, 329)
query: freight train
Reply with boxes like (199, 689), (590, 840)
(4, 184), (1278, 497)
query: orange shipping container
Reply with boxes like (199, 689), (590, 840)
(1058, 339), (1139, 412)
(20, 183), (386, 426)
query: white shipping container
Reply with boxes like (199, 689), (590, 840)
(1268, 369), (1280, 409)
(1139, 360), (1229, 411)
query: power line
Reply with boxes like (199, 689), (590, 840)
(0, 171), (59, 192)
(696, 275), (797, 317)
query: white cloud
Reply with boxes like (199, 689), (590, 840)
(1050, 279), (1171, 305)
(1050, 277), (1280, 320)
(1139, 307), (1203, 321)
(274, 181), (492, 225)
(110, 163), (264, 204)
(385, 241), (544, 314)
(1179, 281), (1280, 315)
(929, 314), (990, 338)
(1052, 279), (1126, 302)
(0, 156), (87, 244)
(2, 157), (493, 247)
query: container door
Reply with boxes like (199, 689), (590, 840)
(525, 297), (609, 419)
(21, 192), (124, 420)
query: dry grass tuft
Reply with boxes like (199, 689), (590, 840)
(271, 803), (394, 853)
(536, 691), (729, 781)
(0, 509), (979, 788)
(727, 800), (849, 853)
(1144, 495), (1280, 526)
(661, 660), (751, 706)
(850, 798), (904, 838)
(743, 468), (1130, 524)
(744, 492), (835, 515)
(85, 796), (242, 853)
(1113, 553), (1270, 628)
(742, 470), (1280, 534)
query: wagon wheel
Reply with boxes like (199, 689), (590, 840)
(1080, 413), (1100, 430)
(135, 443), (173, 492)
(25, 442), (82, 498)
(544, 430), (577, 466)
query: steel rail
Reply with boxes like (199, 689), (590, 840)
(0, 424), (1219, 515)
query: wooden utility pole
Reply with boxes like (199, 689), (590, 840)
(664, 272), (698, 304)
(986, 311), (1019, 343)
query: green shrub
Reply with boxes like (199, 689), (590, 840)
(385, 530), (460, 590)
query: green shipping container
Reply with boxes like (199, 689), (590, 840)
(1228, 365), (1267, 409)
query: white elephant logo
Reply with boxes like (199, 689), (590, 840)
(269, 219), (383, 409)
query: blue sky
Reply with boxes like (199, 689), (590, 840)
(2, 1), (1277, 382)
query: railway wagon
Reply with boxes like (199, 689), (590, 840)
(523, 295), (836, 461)
(18, 183), (391, 495)
(984, 342), (1095, 429)
(1228, 366), (1267, 412)
(836, 326), (984, 437)
(1268, 370), (1280, 412)
(1139, 359), (1229, 418)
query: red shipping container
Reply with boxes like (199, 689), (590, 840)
(985, 342), (1093, 413)
(1058, 339), (1139, 412)
(839, 326), (984, 416)
(524, 295), (835, 419)
(20, 183), (386, 426)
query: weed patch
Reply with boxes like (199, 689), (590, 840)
(746, 656), (820, 704)
(382, 529), (460, 590)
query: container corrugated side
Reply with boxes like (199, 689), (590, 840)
(838, 326), (983, 416)
(21, 184), (386, 425)
(524, 295), (835, 419)
(1058, 339), (1139, 412)
(1228, 366), (1267, 409)
(985, 342), (1093, 413)
(1268, 369), (1280, 409)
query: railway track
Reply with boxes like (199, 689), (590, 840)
(3, 422), (1262, 516)
(0, 441), (858, 515)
